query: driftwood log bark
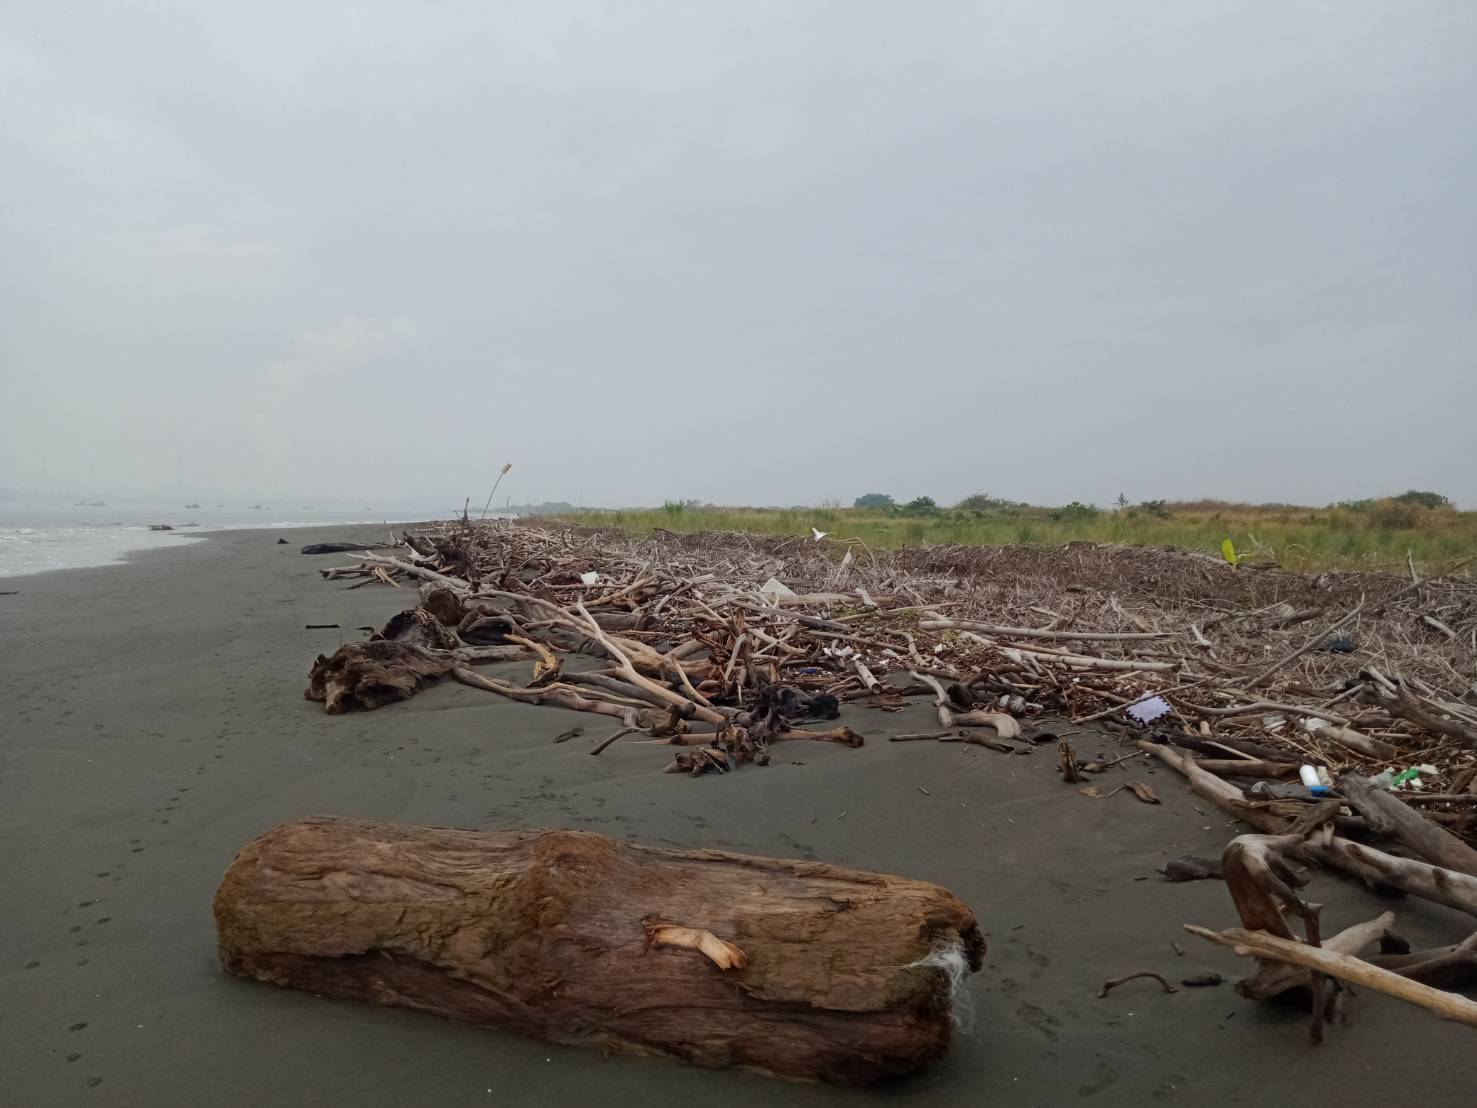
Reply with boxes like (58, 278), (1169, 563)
(306, 641), (456, 713)
(1340, 774), (1477, 878)
(306, 640), (526, 713)
(214, 817), (985, 1085)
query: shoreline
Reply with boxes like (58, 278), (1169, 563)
(3, 528), (1473, 1105)
(0, 518), (444, 581)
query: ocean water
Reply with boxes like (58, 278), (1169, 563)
(0, 497), (452, 578)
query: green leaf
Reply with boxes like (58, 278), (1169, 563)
(1221, 538), (1240, 567)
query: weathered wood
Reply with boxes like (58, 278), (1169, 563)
(1140, 740), (1477, 919)
(1185, 924), (1477, 1027)
(214, 817), (985, 1085)
(306, 641), (526, 713)
(1340, 775), (1477, 878)
(419, 585), (467, 626)
(379, 607), (459, 651)
(306, 641), (454, 713)
(1192, 759), (1301, 780)
(1307, 720), (1398, 761)
(301, 541), (379, 555)
(1388, 688), (1477, 751)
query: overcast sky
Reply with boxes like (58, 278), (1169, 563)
(2, 1), (1474, 509)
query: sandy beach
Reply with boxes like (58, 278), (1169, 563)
(3, 527), (1473, 1106)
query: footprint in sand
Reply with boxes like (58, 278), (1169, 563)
(1078, 1057), (1119, 1097)
(1015, 1001), (1060, 1041)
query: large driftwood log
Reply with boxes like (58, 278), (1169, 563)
(306, 641), (454, 712)
(306, 641), (525, 713)
(214, 817), (985, 1084)
(1340, 774), (1477, 878)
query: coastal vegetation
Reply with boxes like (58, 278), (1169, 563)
(554, 491), (1475, 573)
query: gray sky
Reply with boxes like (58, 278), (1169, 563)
(2, 1), (1474, 509)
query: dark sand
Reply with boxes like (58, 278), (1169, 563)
(2, 527), (1473, 1106)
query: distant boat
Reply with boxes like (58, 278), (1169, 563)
(185, 503), (200, 509)
(148, 524), (174, 531)
(248, 504), (267, 510)
(75, 500), (108, 507)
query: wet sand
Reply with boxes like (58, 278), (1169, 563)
(2, 527), (1473, 1106)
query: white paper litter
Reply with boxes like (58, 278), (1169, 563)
(579, 571), (599, 586)
(1125, 696), (1172, 725)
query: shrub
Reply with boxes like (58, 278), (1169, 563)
(1050, 501), (1100, 522)
(956, 493), (1012, 512)
(901, 496), (939, 516)
(853, 492), (895, 510)
(1137, 499), (1172, 519)
(661, 499), (686, 516)
(1393, 490), (1450, 509)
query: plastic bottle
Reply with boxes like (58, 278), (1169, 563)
(1298, 765), (1322, 788)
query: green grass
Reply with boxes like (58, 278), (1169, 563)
(551, 502), (1477, 574)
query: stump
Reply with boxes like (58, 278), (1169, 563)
(378, 607), (459, 652)
(214, 817), (985, 1084)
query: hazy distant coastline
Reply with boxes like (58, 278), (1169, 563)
(0, 497), (451, 578)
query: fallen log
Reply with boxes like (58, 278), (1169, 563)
(214, 817), (985, 1085)
(306, 641), (456, 713)
(1339, 775), (1477, 878)
(919, 618), (1169, 642)
(1138, 740), (1477, 918)
(1305, 720), (1398, 761)
(1388, 688), (1477, 751)
(1185, 924), (1477, 1028)
(302, 541), (385, 555)
(1192, 759), (1301, 780)
(306, 641), (526, 713)
(449, 667), (670, 730)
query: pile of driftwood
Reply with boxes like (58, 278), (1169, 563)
(307, 519), (1475, 781)
(304, 518), (1477, 1036)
